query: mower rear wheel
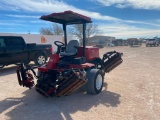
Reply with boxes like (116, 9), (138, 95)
(86, 69), (104, 94)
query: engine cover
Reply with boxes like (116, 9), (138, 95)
(77, 46), (99, 61)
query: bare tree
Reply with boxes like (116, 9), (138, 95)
(86, 23), (99, 40)
(40, 23), (100, 45)
(70, 23), (100, 45)
(39, 27), (53, 35)
(52, 23), (63, 35)
(40, 23), (63, 35)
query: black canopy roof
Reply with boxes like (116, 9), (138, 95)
(40, 11), (92, 25)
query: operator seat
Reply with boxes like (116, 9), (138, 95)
(60, 40), (79, 56)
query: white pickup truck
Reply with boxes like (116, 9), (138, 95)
(146, 39), (159, 47)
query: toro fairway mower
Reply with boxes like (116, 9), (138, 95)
(16, 11), (123, 97)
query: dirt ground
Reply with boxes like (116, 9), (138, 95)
(0, 44), (160, 120)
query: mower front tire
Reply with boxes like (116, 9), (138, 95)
(86, 69), (104, 94)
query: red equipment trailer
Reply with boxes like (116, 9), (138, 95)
(16, 11), (123, 97)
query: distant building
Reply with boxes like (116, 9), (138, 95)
(88, 35), (115, 46)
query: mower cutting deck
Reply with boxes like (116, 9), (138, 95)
(16, 11), (123, 97)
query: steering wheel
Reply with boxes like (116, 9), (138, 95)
(54, 41), (65, 47)
(54, 41), (65, 54)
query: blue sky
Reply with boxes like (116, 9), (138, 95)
(0, 0), (160, 39)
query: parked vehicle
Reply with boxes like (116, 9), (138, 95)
(113, 39), (128, 46)
(0, 36), (52, 68)
(146, 39), (159, 47)
(128, 38), (142, 47)
(93, 40), (105, 48)
(108, 43), (114, 47)
(16, 11), (123, 97)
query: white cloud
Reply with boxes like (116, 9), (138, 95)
(1, 0), (160, 38)
(0, 22), (27, 26)
(1, 0), (160, 25)
(123, 20), (160, 27)
(6, 15), (39, 18)
(0, 0), (119, 21)
(95, 0), (160, 10)
(98, 23), (160, 38)
(0, 0), (68, 12)
(1, 0), (160, 26)
(0, 19), (45, 26)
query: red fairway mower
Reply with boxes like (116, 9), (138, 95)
(16, 11), (123, 97)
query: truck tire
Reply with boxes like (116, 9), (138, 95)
(34, 53), (47, 65)
(0, 65), (4, 68)
(85, 69), (104, 94)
